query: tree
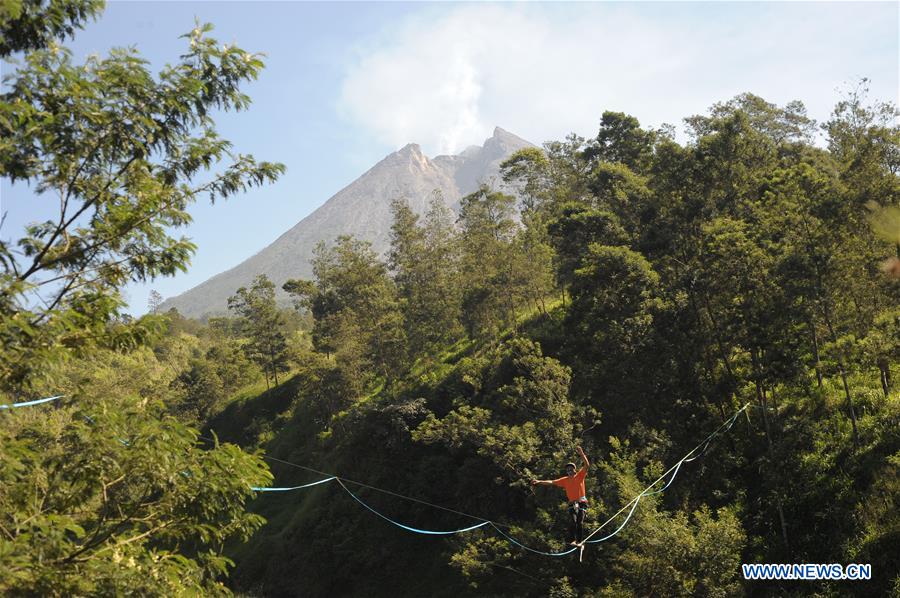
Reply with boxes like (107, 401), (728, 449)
(388, 197), (425, 363)
(586, 161), (652, 240)
(173, 357), (225, 422)
(414, 337), (574, 485)
(565, 244), (662, 423)
(458, 186), (521, 339)
(513, 214), (555, 316)
(227, 275), (290, 389)
(500, 147), (552, 213)
(147, 289), (164, 314)
(547, 203), (628, 290)
(285, 236), (405, 386)
(583, 111), (657, 174)
(0, 0), (104, 56)
(388, 196), (463, 361)
(0, 396), (271, 595)
(0, 8), (279, 593)
(420, 195), (464, 344)
(204, 340), (258, 395)
(685, 92), (816, 144)
(0, 19), (285, 389)
(595, 441), (746, 597)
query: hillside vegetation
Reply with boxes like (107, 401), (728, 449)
(1, 4), (898, 596)
(215, 92), (899, 596)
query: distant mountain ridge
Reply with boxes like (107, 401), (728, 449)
(160, 127), (535, 319)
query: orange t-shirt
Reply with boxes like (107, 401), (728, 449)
(552, 467), (588, 502)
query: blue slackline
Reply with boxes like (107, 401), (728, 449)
(585, 493), (643, 544)
(239, 403), (751, 557)
(642, 459), (684, 496)
(336, 479), (491, 536)
(578, 403), (751, 546)
(0, 395), (65, 409)
(252, 477), (337, 492)
(490, 522), (580, 557)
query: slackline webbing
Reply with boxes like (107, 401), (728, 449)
(27, 392), (751, 557)
(580, 404), (748, 545)
(0, 395), (65, 409)
(250, 403), (751, 556)
(336, 478), (492, 535)
(251, 477), (336, 492)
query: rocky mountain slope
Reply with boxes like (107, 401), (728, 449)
(161, 127), (534, 318)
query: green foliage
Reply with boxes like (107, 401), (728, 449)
(458, 186), (529, 340)
(228, 275), (290, 388)
(566, 245), (662, 414)
(501, 146), (552, 212)
(204, 340), (259, 396)
(1, 7), (281, 594)
(285, 235), (405, 386)
(595, 442), (746, 597)
(584, 111), (657, 174)
(389, 196), (464, 361)
(173, 358), (226, 422)
(0, 0), (104, 56)
(414, 338), (573, 486)
(0, 396), (271, 595)
(0, 18), (284, 389)
(547, 203), (628, 288)
(685, 92), (816, 143)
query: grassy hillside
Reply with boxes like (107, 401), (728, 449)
(208, 303), (899, 596)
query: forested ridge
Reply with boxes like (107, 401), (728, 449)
(1, 4), (898, 597)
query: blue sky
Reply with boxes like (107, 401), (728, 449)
(2, 1), (898, 316)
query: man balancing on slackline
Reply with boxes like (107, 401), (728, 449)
(531, 446), (590, 547)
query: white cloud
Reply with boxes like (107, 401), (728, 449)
(338, 3), (898, 155)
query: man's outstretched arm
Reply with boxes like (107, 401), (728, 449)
(531, 479), (554, 486)
(577, 446), (590, 469)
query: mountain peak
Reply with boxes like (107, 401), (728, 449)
(476, 126), (532, 161)
(160, 129), (535, 318)
(488, 126), (529, 147)
(399, 142), (423, 155)
(377, 142), (428, 170)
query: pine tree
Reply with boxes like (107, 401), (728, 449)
(228, 275), (290, 388)
(389, 195), (463, 360)
(285, 236), (405, 386)
(458, 186), (520, 339)
(147, 290), (164, 314)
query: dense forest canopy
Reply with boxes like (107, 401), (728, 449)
(2, 3), (898, 597)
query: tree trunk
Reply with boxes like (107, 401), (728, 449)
(271, 348), (279, 386)
(751, 349), (790, 550)
(821, 306), (860, 445)
(776, 498), (790, 552)
(811, 252), (860, 446)
(685, 284), (728, 416)
(836, 358), (859, 444)
(702, 292), (738, 385)
(810, 317), (823, 388)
